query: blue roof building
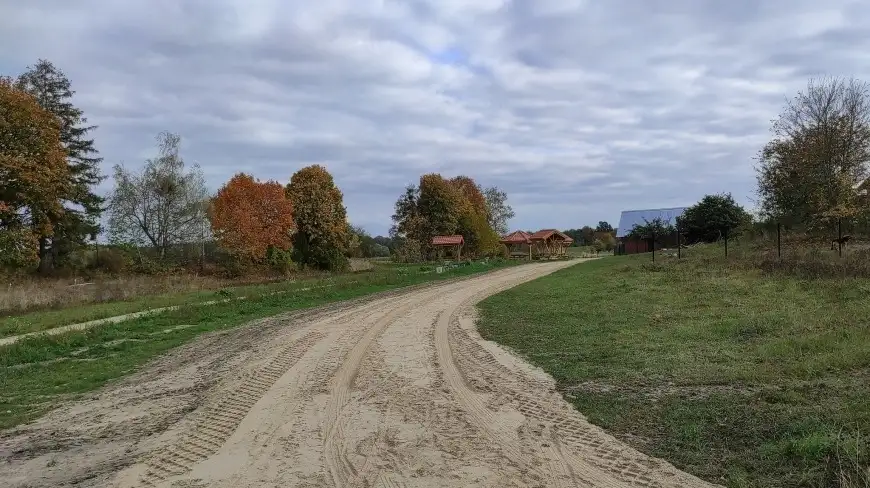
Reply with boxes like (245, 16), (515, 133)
(615, 207), (688, 238)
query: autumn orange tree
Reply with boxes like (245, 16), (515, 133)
(0, 78), (69, 268)
(210, 173), (295, 264)
(285, 165), (350, 271)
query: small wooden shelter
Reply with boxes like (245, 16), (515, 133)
(432, 235), (464, 261)
(500, 230), (533, 259)
(529, 229), (573, 259)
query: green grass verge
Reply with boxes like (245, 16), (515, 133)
(0, 262), (457, 338)
(0, 276), (327, 338)
(477, 248), (869, 488)
(0, 259), (518, 429)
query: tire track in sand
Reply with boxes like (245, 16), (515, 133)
(442, 278), (720, 488)
(139, 329), (325, 486)
(321, 266), (539, 488)
(432, 263), (580, 486)
(137, 293), (415, 487)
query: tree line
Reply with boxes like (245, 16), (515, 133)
(562, 222), (616, 251)
(0, 60), (356, 275)
(1, 59), (513, 276)
(389, 174), (515, 262)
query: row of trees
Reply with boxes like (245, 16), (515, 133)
(0, 59), (389, 275)
(563, 221), (615, 249)
(389, 174), (514, 261)
(106, 134), (355, 272)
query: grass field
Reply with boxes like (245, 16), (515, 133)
(477, 245), (869, 488)
(0, 259), (518, 429)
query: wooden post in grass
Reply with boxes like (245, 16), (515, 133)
(838, 218), (843, 257)
(651, 230), (656, 263)
(777, 223), (782, 260)
(724, 229), (728, 258)
(677, 220), (681, 259)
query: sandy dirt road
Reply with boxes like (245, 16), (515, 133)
(1, 260), (718, 488)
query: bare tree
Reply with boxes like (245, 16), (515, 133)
(107, 132), (210, 257)
(483, 186), (515, 235)
(757, 77), (870, 229)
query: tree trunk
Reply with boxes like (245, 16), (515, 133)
(37, 237), (53, 275)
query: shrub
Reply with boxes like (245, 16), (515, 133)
(92, 248), (129, 275)
(393, 239), (423, 263)
(266, 247), (294, 275)
(214, 250), (245, 278)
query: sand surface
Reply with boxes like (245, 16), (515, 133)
(1, 260), (719, 487)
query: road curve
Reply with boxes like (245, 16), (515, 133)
(1, 260), (719, 488)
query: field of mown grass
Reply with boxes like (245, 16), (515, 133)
(0, 259), (519, 429)
(477, 244), (870, 488)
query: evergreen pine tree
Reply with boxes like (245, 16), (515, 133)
(16, 59), (104, 272)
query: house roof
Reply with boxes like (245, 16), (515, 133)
(500, 230), (532, 244)
(529, 229), (573, 242)
(432, 235), (464, 246)
(616, 207), (688, 237)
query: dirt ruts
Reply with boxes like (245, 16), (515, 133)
(1, 260), (720, 488)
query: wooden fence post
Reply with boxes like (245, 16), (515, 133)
(776, 222), (782, 261)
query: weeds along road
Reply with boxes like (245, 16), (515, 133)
(1, 260), (718, 488)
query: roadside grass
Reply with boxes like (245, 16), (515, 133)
(0, 260), (432, 339)
(0, 272), (296, 316)
(477, 245), (870, 488)
(0, 259), (518, 429)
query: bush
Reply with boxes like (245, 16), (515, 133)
(215, 250), (245, 278)
(393, 239), (423, 263)
(92, 248), (129, 275)
(266, 247), (294, 275)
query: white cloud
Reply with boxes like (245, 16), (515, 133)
(2, 0), (870, 234)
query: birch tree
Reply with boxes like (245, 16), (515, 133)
(107, 132), (209, 257)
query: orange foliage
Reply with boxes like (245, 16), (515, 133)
(0, 78), (69, 236)
(210, 173), (295, 262)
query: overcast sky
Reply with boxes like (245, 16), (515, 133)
(3, 1), (870, 235)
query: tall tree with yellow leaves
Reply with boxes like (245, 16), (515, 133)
(449, 176), (501, 256)
(210, 173), (295, 263)
(285, 165), (350, 270)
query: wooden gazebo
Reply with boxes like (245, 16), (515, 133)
(529, 229), (573, 259)
(432, 235), (464, 261)
(500, 230), (533, 259)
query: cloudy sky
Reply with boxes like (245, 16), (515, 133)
(2, 0), (869, 235)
